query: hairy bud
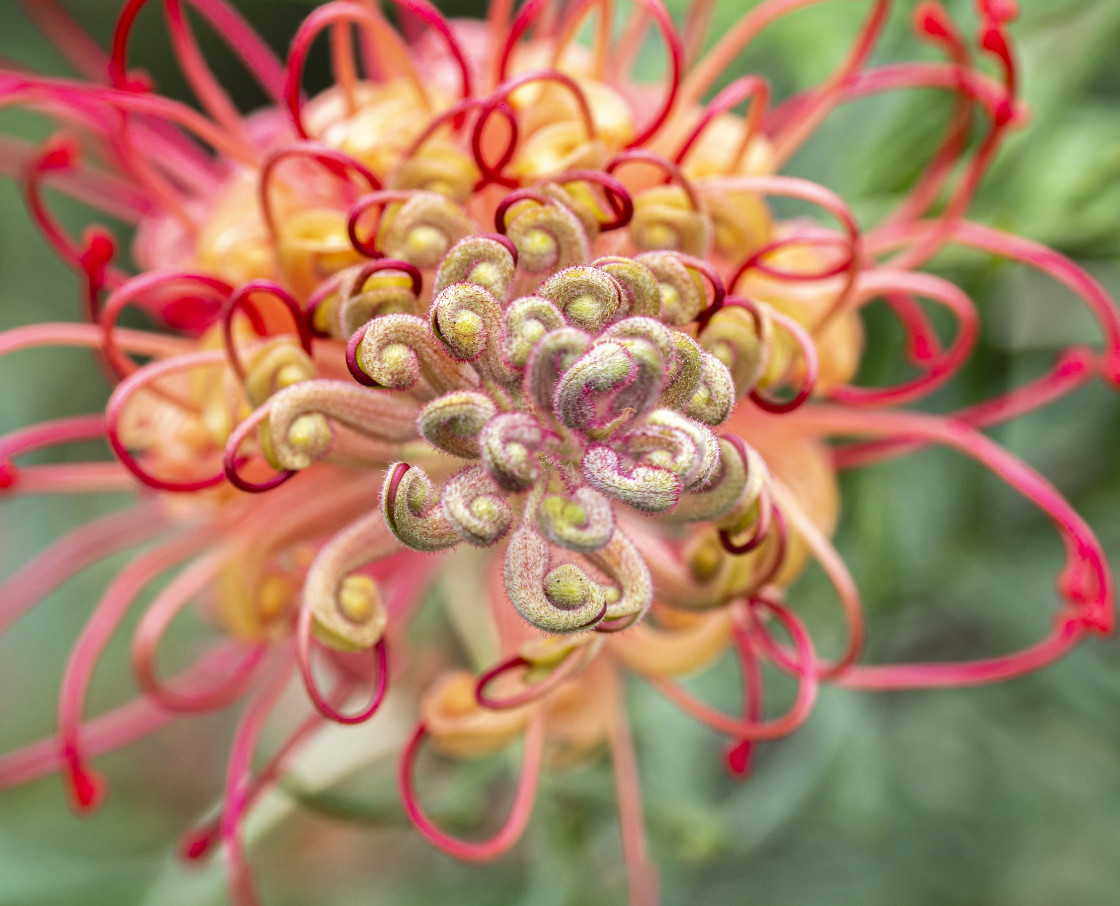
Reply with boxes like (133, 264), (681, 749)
(380, 191), (474, 269)
(504, 527), (607, 633)
(537, 486), (615, 553)
(381, 463), (460, 552)
(418, 391), (497, 459)
(434, 235), (517, 302)
(537, 266), (622, 333)
(442, 466), (513, 547)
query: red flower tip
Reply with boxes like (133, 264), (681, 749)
(724, 740), (755, 779)
(977, 0), (1019, 25)
(0, 459), (16, 491)
(64, 760), (106, 813)
(37, 136), (80, 173)
(913, 2), (955, 43)
(179, 828), (216, 862)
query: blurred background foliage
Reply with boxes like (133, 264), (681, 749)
(2, 1), (1120, 904)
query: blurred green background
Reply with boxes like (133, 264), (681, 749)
(2, 1), (1120, 904)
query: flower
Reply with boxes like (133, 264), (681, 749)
(0, 0), (1117, 903)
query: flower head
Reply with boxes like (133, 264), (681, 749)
(0, 0), (1117, 903)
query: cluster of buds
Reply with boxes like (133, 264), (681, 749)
(0, 0), (1117, 904)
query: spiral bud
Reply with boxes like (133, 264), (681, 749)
(380, 191), (474, 269)
(381, 463), (459, 552)
(624, 409), (721, 491)
(585, 530), (653, 629)
(593, 256), (661, 318)
(638, 252), (706, 326)
(658, 331), (704, 412)
(537, 486), (615, 553)
(337, 268), (418, 338)
(718, 442), (771, 534)
(537, 266), (622, 333)
(670, 437), (751, 523)
(684, 352), (736, 426)
(430, 283), (515, 383)
(418, 391), (497, 459)
(503, 295), (565, 370)
(479, 413), (546, 492)
(553, 340), (637, 435)
(441, 466), (513, 547)
(301, 511), (398, 651)
(503, 197), (589, 274)
(267, 380), (418, 470)
(504, 527), (607, 633)
(630, 186), (711, 257)
(434, 235), (517, 302)
(700, 306), (770, 397)
(244, 340), (317, 408)
(581, 444), (680, 513)
(525, 327), (590, 415)
(539, 182), (601, 244)
(358, 313), (466, 394)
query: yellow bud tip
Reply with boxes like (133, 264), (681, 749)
(689, 537), (724, 583)
(407, 225), (446, 259)
(257, 575), (293, 622)
(288, 413), (331, 453)
(338, 574), (380, 624)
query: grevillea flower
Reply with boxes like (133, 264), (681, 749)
(1, 0), (1117, 902)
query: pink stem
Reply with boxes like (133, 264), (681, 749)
(399, 711), (546, 862)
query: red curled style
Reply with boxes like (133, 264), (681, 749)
(672, 252), (726, 326)
(402, 97), (520, 188)
(725, 297), (818, 413)
(498, 0), (683, 148)
(674, 75), (771, 171)
(105, 350), (230, 492)
(399, 713), (546, 862)
(220, 280), (313, 382)
(100, 271), (233, 381)
(345, 323), (378, 387)
(296, 601), (389, 725)
(285, 0), (471, 141)
(259, 140), (381, 244)
(493, 188), (558, 235)
(552, 169), (634, 231)
(346, 190), (413, 257)
(606, 149), (703, 213)
(473, 70), (599, 186)
(222, 403), (296, 494)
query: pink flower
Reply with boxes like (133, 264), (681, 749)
(0, 1), (1116, 903)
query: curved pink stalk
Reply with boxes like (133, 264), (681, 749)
(0, 501), (165, 640)
(728, 299), (818, 413)
(770, 0), (891, 167)
(0, 643), (254, 791)
(475, 70), (598, 185)
(399, 711), (546, 862)
(21, 0), (110, 81)
(105, 349), (230, 492)
(221, 657), (294, 906)
(475, 649), (588, 710)
(553, 169), (634, 231)
(0, 322), (190, 360)
(771, 480), (864, 678)
(725, 605), (764, 779)
(708, 174), (861, 330)
(284, 1), (471, 140)
(258, 141), (381, 246)
(604, 666), (659, 906)
(57, 528), (213, 811)
(607, 148), (701, 212)
(646, 596), (818, 739)
(180, 694), (342, 862)
(345, 189), (413, 257)
(100, 271), (232, 379)
(870, 220), (1120, 372)
(132, 550), (268, 711)
(2, 463), (132, 496)
(673, 75), (770, 174)
(796, 405), (1116, 648)
(835, 346), (1100, 469)
(680, 0), (831, 110)
(549, 0), (683, 149)
(222, 401), (295, 494)
(295, 607), (389, 725)
(828, 268), (979, 406)
(220, 280), (313, 381)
